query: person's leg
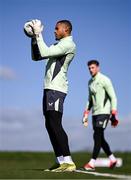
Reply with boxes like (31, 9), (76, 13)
(84, 127), (103, 170)
(101, 130), (117, 168)
(92, 114), (110, 159)
(45, 110), (76, 171)
(44, 111), (63, 157)
(101, 130), (112, 156)
(84, 115), (109, 170)
(45, 110), (71, 157)
(44, 110), (64, 171)
(92, 127), (103, 159)
(43, 90), (65, 157)
(43, 90), (76, 171)
(43, 90), (64, 171)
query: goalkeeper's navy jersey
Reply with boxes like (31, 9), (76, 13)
(86, 72), (117, 115)
(32, 35), (76, 94)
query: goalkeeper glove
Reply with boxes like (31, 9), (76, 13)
(31, 19), (43, 37)
(110, 110), (119, 127)
(82, 110), (89, 127)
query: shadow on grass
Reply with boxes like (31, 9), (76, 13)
(22, 168), (45, 171)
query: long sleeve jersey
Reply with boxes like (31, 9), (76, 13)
(86, 72), (117, 115)
(31, 34), (76, 94)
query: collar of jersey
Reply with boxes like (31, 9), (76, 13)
(92, 72), (100, 81)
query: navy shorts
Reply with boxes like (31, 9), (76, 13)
(43, 89), (66, 114)
(92, 114), (110, 129)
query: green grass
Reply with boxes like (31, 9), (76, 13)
(0, 151), (131, 179)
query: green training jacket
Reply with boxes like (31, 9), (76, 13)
(32, 34), (76, 94)
(86, 72), (117, 115)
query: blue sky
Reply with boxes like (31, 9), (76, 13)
(0, 0), (131, 151)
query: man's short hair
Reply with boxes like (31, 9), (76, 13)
(87, 60), (99, 66)
(57, 20), (72, 33)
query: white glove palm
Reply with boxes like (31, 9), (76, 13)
(31, 19), (43, 36)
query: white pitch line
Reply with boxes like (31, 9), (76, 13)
(75, 169), (131, 179)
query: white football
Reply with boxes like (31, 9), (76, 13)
(24, 21), (34, 37)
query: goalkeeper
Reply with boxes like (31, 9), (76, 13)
(82, 60), (119, 171)
(24, 19), (76, 172)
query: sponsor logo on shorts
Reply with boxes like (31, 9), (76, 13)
(99, 121), (103, 125)
(48, 102), (53, 106)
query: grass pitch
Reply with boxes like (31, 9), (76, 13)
(0, 151), (131, 179)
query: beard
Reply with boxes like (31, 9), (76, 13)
(55, 36), (61, 40)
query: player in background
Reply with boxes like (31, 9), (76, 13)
(82, 60), (119, 171)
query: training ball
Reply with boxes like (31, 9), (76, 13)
(24, 21), (34, 37)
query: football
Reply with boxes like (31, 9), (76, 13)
(24, 21), (34, 37)
(24, 19), (42, 38)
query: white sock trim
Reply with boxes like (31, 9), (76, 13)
(56, 156), (64, 164)
(89, 159), (96, 167)
(109, 154), (116, 162)
(64, 156), (74, 164)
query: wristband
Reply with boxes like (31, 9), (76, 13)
(111, 110), (117, 115)
(84, 110), (89, 116)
